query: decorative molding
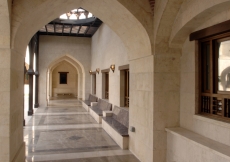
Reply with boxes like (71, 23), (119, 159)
(91, 71), (96, 74)
(101, 68), (110, 73)
(118, 64), (129, 70)
(190, 20), (230, 41)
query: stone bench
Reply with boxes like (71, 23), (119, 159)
(56, 93), (73, 96)
(89, 98), (112, 123)
(82, 94), (98, 112)
(102, 106), (129, 149)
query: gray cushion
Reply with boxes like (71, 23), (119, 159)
(102, 117), (128, 136)
(97, 99), (112, 111)
(89, 94), (98, 102)
(84, 94), (98, 106)
(112, 106), (129, 128)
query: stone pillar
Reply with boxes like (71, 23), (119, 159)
(27, 37), (35, 116)
(23, 64), (26, 126)
(34, 36), (39, 108)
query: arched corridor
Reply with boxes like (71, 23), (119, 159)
(1, 0), (230, 162)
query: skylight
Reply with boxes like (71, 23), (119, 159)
(59, 8), (93, 20)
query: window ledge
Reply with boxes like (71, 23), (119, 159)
(193, 114), (230, 129)
(166, 127), (230, 160)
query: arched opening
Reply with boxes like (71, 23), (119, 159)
(46, 55), (85, 105)
(9, 1), (153, 162)
(50, 61), (78, 98)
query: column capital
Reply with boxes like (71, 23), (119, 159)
(34, 71), (39, 76)
(27, 69), (34, 75)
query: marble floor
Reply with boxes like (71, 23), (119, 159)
(24, 98), (140, 162)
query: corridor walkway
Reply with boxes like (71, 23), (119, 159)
(24, 98), (139, 162)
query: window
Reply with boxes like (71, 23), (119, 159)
(105, 72), (109, 99)
(92, 73), (96, 94)
(101, 69), (110, 99)
(119, 65), (129, 107)
(199, 33), (230, 120)
(59, 72), (68, 84)
(124, 70), (129, 107)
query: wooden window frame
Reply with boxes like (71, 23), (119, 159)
(119, 64), (129, 107)
(92, 73), (96, 95)
(198, 32), (230, 122)
(124, 69), (129, 107)
(105, 72), (109, 99)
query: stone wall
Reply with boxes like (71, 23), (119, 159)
(91, 24), (129, 106)
(39, 35), (91, 106)
(180, 9), (230, 147)
(51, 61), (78, 97)
(166, 8), (230, 162)
(91, 23), (154, 162)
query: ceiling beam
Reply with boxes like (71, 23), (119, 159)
(70, 24), (73, 35)
(84, 26), (90, 35)
(62, 24), (64, 35)
(38, 32), (91, 37)
(77, 25), (82, 35)
(53, 22), (56, 34)
(84, 18), (97, 36)
(45, 25), (48, 34)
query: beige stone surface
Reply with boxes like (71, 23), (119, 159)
(129, 55), (154, 162)
(177, 8), (230, 162)
(170, 0), (230, 48)
(91, 24), (129, 106)
(3, 0), (230, 161)
(39, 36), (91, 106)
(166, 127), (230, 162)
(52, 61), (78, 96)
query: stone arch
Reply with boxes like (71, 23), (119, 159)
(49, 60), (79, 99)
(169, 0), (230, 48)
(10, 1), (153, 161)
(42, 54), (86, 105)
(12, 0), (152, 60)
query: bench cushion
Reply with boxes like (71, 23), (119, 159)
(112, 106), (129, 128)
(89, 94), (98, 102)
(98, 99), (112, 111)
(92, 99), (112, 111)
(102, 117), (129, 137)
(83, 94), (98, 106)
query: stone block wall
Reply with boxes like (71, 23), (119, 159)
(39, 35), (91, 106)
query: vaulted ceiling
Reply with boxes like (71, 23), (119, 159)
(149, 0), (155, 15)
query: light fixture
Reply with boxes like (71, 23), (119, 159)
(96, 68), (100, 74)
(89, 70), (92, 75)
(110, 64), (115, 73)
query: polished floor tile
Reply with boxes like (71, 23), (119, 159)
(24, 98), (140, 162)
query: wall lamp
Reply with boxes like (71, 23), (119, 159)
(110, 64), (115, 73)
(96, 68), (100, 74)
(89, 70), (92, 75)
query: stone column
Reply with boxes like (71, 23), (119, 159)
(23, 64), (26, 126)
(34, 36), (39, 108)
(27, 37), (35, 116)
